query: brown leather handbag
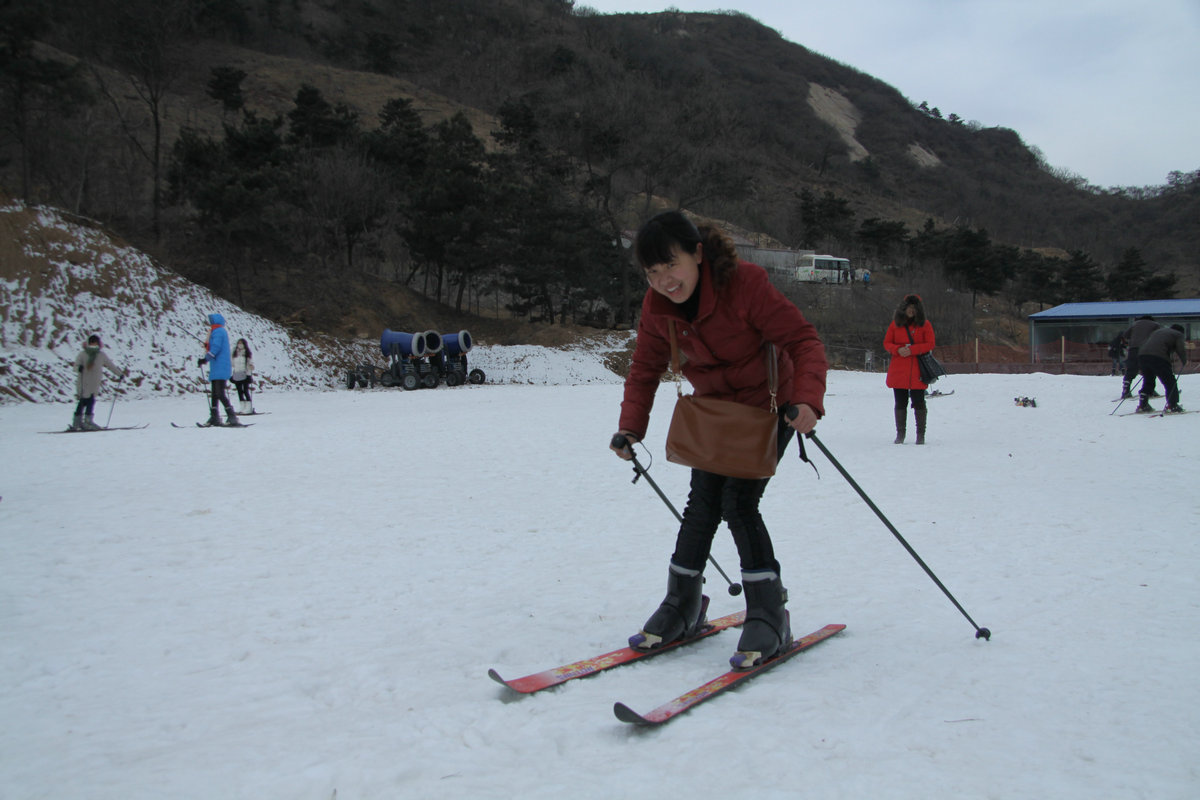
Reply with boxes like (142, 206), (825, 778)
(664, 320), (781, 479)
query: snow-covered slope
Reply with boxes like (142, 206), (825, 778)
(0, 199), (629, 404)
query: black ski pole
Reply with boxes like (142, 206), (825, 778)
(610, 433), (742, 596)
(799, 425), (991, 640)
(1111, 376), (1142, 415)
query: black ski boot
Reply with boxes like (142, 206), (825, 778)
(730, 569), (792, 669)
(1134, 395), (1153, 413)
(206, 407), (223, 427)
(629, 562), (709, 650)
(893, 408), (906, 444)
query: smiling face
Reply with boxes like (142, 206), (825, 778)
(644, 243), (702, 304)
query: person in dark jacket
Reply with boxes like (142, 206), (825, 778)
(1135, 324), (1187, 413)
(1108, 332), (1127, 376)
(610, 210), (827, 669)
(883, 294), (936, 444)
(1121, 316), (1161, 399)
(198, 313), (239, 426)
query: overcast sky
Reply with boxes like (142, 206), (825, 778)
(577, 0), (1200, 188)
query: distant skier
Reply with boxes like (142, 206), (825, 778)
(71, 334), (127, 430)
(1107, 332), (1127, 376)
(198, 313), (239, 426)
(1120, 316), (1160, 399)
(1135, 324), (1187, 414)
(231, 338), (256, 415)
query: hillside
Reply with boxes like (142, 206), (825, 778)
(4, 0), (1196, 349)
(0, 197), (629, 404)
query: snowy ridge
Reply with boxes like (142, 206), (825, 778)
(0, 200), (626, 404)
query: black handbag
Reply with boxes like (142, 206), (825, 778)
(905, 327), (946, 385)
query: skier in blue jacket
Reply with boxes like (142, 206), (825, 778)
(198, 313), (239, 426)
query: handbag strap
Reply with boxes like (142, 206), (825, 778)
(666, 319), (777, 411)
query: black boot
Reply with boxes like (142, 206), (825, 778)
(914, 407), (927, 445)
(893, 408), (906, 444)
(1134, 394), (1153, 413)
(731, 569), (792, 669)
(630, 562), (708, 650)
(224, 403), (239, 427)
(207, 407), (222, 426)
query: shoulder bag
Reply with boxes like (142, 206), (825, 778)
(906, 326), (946, 385)
(664, 320), (780, 479)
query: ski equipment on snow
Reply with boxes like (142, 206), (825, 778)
(40, 424), (149, 434)
(489, 610), (746, 694)
(171, 421), (254, 428)
(797, 422), (991, 641)
(613, 623), (845, 726)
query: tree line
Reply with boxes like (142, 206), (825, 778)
(0, 0), (1186, 334)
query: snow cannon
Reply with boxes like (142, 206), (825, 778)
(442, 330), (473, 356)
(421, 330), (443, 355)
(380, 329), (428, 358)
(433, 329), (485, 387)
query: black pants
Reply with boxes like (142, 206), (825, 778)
(74, 395), (96, 416)
(233, 378), (252, 402)
(210, 379), (235, 413)
(1124, 347), (1157, 395)
(893, 388), (926, 411)
(669, 412), (796, 575)
(1138, 355), (1179, 406)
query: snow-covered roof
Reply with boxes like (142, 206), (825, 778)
(1028, 299), (1200, 320)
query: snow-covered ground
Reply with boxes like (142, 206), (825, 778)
(2, 366), (1197, 799)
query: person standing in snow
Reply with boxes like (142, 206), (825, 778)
(1107, 331), (1127, 377)
(884, 294), (935, 445)
(1121, 315), (1161, 399)
(1135, 324), (1187, 414)
(610, 211), (827, 669)
(71, 334), (126, 430)
(231, 338), (256, 415)
(198, 313), (238, 426)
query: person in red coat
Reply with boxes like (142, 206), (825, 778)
(610, 210), (827, 669)
(884, 293), (935, 444)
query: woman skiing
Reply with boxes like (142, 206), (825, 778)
(610, 210), (827, 669)
(883, 293), (936, 444)
(71, 334), (126, 430)
(198, 313), (238, 426)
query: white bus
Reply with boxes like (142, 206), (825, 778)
(796, 254), (850, 283)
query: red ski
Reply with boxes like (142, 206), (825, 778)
(613, 623), (845, 726)
(488, 609), (746, 694)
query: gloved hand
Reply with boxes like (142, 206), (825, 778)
(197, 357), (206, 367)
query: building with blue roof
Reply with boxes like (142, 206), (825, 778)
(1027, 299), (1200, 364)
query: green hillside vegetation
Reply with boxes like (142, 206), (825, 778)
(2, 0), (1197, 355)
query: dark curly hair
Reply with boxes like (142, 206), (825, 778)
(635, 210), (740, 289)
(894, 293), (927, 326)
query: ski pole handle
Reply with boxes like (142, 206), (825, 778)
(610, 432), (634, 453)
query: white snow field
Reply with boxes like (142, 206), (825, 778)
(2, 366), (1198, 799)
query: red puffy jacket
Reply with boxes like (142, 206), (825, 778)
(619, 260), (827, 440)
(884, 320), (935, 390)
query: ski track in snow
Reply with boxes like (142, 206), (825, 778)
(2, 368), (1198, 799)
